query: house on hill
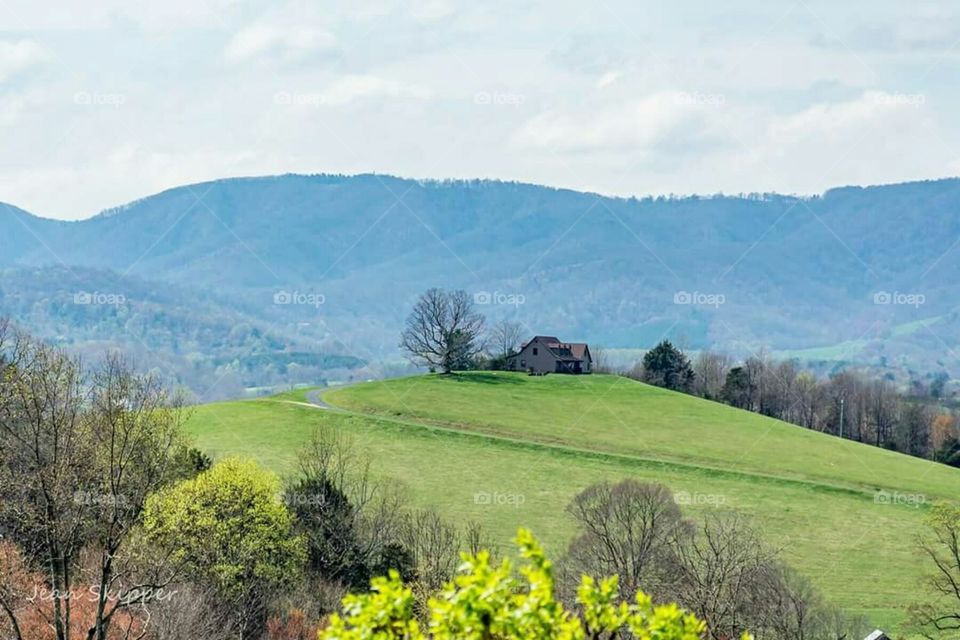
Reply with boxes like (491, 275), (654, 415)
(507, 335), (592, 374)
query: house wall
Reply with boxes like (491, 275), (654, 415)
(513, 338), (561, 373)
(506, 338), (593, 374)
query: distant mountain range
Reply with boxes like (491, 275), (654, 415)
(3, 173), (960, 397)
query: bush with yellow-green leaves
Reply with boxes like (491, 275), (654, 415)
(319, 528), (750, 640)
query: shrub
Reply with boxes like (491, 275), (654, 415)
(267, 608), (319, 640)
(144, 458), (307, 637)
(319, 528), (739, 640)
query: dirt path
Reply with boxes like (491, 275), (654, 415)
(304, 389), (332, 409)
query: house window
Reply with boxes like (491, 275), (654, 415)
(533, 348), (538, 355)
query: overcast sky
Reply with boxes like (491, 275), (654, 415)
(3, 0), (960, 219)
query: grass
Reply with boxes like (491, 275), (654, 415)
(774, 315), (944, 362)
(186, 372), (960, 632)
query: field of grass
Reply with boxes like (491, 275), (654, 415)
(186, 372), (960, 631)
(774, 315), (944, 363)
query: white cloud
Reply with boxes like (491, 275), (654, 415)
(224, 24), (337, 64)
(0, 39), (49, 82)
(595, 71), (622, 89)
(512, 92), (728, 154)
(0, 0), (242, 30)
(503, 88), (958, 199)
(730, 90), (949, 192)
(315, 74), (432, 105)
(2, 146), (266, 219)
(410, 0), (455, 23)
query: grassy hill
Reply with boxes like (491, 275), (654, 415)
(186, 372), (960, 631)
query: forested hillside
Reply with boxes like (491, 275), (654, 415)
(4, 174), (960, 394)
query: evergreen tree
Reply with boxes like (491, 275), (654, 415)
(641, 340), (695, 392)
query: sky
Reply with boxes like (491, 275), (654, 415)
(3, 0), (960, 220)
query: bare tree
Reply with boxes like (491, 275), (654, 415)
(0, 329), (95, 640)
(291, 426), (406, 588)
(910, 502), (960, 638)
(792, 372), (825, 430)
(462, 520), (493, 558)
(400, 288), (485, 373)
(591, 346), (613, 374)
(563, 480), (684, 597)
(898, 401), (933, 458)
(148, 584), (235, 640)
(0, 329), (188, 640)
(739, 561), (870, 640)
(399, 508), (461, 593)
(769, 359), (800, 421)
(866, 379), (899, 447)
(0, 540), (32, 640)
(488, 319), (524, 361)
(692, 351), (732, 400)
(667, 512), (779, 640)
(826, 372), (868, 441)
(85, 354), (188, 640)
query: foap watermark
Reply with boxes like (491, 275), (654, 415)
(873, 91), (925, 108)
(274, 91), (324, 107)
(282, 491), (333, 507)
(674, 491), (726, 508)
(73, 491), (129, 507)
(74, 91), (126, 108)
(873, 291), (925, 308)
(674, 91), (726, 108)
(674, 290), (725, 308)
(473, 490), (525, 508)
(474, 91), (526, 107)
(73, 291), (126, 307)
(273, 290), (326, 308)
(474, 290), (525, 307)
(874, 489), (925, 508)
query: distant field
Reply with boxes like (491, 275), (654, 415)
(187, 372), (960, 632)
(773, 315), (944, 363)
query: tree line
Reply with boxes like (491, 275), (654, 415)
(0, 320), (489, 640)
(631, 340), (959, 466)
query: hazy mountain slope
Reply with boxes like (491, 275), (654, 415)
(0, 203), (64, 267)
(4, 174), (960, 387)
(0, 266), (366, 399)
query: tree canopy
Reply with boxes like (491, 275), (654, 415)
(641, 340), (695, 392)
(400, 289), (485, 374)
(143, 458), (306, 636)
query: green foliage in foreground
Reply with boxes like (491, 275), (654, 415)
(144, 457), (307, 599)
(321, 528), (737, 640)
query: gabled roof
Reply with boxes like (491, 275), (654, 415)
(520, 336), (591, 362)
(521, 335), (560, 349)
(568, 343), (590, 361)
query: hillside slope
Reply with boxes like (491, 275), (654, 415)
(327, 372), (960, 499)
(186, 372), (960, 630)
